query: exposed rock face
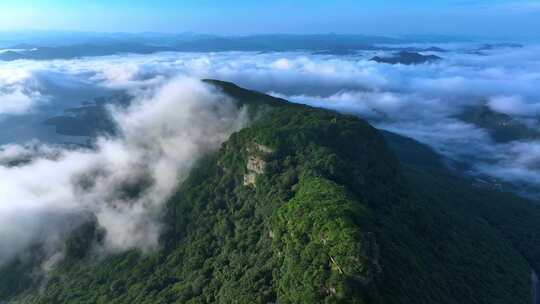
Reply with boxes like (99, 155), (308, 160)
(243, 156), (265, 186)
(243, 143), (274, 186)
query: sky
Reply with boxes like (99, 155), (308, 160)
(0, 0), (539, 38)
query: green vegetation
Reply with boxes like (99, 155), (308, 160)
(273, 177), (377, 303)
(2, 80), (540, 303)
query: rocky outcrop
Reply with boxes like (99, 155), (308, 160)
(243, 143), (274, 186)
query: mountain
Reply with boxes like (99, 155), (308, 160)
(458, 104), (540, 143)
(370, 51), (442, 65)
(2, 80), (540, 303)
(0, 32), (402, 48)
(44, 93), (130, 137)
(478, 43), (524, 51)
(0, 43), (171, 61)
(0, 33), (408, 60)
(0, 33), (459, 61)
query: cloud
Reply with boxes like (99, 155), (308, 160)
(0, 63), (46, 116)
(475, 141), (540, 185)
(0, 77), (246, 266)
(488, 95), (540, 116)
(0, 88), (43, 115)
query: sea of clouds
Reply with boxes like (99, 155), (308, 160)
(1, 44), (540, 265)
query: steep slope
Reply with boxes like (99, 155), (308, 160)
(2, 80), (540, 304)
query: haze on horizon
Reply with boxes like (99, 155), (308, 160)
(0, 0), (539, 40)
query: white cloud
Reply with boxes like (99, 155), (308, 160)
(475, 141), (540, 185)
(0, 88), (43, 115)
(0, 77), (246, 265)
(488, 95), (540, 116)
(0, 63), (46, 116)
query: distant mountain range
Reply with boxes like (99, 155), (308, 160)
(0, 32), (523, 61)
(0, 32), (408, 48)
(0, 33), (402, 60)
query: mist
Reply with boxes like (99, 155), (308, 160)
(0, 77), (246, 266)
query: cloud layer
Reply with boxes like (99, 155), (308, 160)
(0, 77), (246, 265)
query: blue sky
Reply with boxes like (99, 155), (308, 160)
(0, 0), (539, 37)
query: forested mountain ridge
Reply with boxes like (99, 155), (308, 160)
(2, 80), (540, 303)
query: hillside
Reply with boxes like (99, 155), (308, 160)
(2, 80), (540, 303)
(458, 104), (540, 143)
